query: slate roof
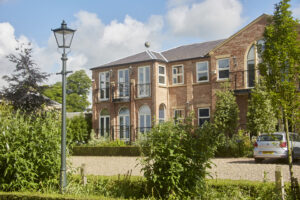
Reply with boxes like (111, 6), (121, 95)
(161, 39), (225, 62)
(91, 39), (225, 70)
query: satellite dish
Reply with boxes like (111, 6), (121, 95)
(144, 41), (150, 48)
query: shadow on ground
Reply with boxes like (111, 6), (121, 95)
(228, 158), (300, 165)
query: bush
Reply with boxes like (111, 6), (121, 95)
(139, 118), (219, 199)
(67, 114), (91, 146)
(215, 130), (253, 157)
(0, 104), (61, 191)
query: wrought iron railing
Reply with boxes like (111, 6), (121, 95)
(112, 82), (130, 102)
(111, 125), (131, 142)
(229, 69), (257, 90)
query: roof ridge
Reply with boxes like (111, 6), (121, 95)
(158, 52), (168, 62)
(146, 50), (156, 59)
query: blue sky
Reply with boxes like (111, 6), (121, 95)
(0, 0), (300, 87)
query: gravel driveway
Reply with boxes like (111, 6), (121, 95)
(70, 157), (300, 182)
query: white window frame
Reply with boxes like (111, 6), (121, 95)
(138, 66), (151, 98)
(217, 58), (230, 80)
(118, 69), (129, 98)
(158, 65), (166, 85)
(159, 104), (166, 123)
(138, 105), (151, 133)
(198, 108), (210, 127)
(119, 108), (130, 141)
(99, 71), (110, 101)
(99, 115), (110, 137)
(172, 65), (184, 85)
(174, 109), (184, 124)
(196, 61), (209, 83)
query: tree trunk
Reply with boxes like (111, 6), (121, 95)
(283, 111), (296, 200)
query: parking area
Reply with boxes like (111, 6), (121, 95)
(70, 157), (300, 182)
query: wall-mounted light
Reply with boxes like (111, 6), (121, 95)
(109, 69), (113, 78)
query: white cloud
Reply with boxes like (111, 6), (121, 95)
(0, 22), (31, 87)
(70, 11), (164, 69)
(293, 4), (300, 20)
(166, 0), (245, 39)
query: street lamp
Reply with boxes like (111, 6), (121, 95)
(52, 20), (76, 193)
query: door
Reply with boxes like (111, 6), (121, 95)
(119, 108), (130, 141)
(99, 115), (110, 137)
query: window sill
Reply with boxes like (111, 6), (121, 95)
(169, 84), (186, 88)
(158, 85), (168, 88)
(216, 79), (230, 82)
(193, 81), (210, 86)
(135, 96), (152, 100)
(98, 99), (110, 102)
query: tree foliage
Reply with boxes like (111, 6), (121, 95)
(247, 79), (277, 136)
(140, 117), (219, 199)
(213, 83), (240, 138)
(0, 104), (61, 191)
(259, 0), (300, 131)
(258, 0), (300, 197)
(2, 43), (50, 113)
(43, 70), (92, 112)
(67, 114), (92, 146)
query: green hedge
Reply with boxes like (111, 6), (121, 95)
(0, 192), (119, 200)
(72, 146), (141, 156)
(1, 178), (299, 199)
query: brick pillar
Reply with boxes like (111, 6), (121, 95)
(130, 79), (136, 142)
(186, 63), (194, 117)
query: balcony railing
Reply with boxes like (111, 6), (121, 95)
(229, 69), (256, 91)
(112, 82), (130, 102)
(111, 125), (131, 142)
(95, 87), (110, 102)
(136, 83), (151, 98)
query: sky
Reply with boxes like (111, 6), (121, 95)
(0, 0), (300, 102)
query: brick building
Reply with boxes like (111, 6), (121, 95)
(90, 14), (270, 142)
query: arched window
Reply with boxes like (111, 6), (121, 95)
(119, 108), (130, 141)
(159, 104), (166, 123)
(99, 109), (110, 137)
(246, 39), (265, 88)
(247, 45), (255, 88)
(138, 105), (151, 133)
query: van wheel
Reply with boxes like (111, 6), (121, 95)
(255, 158), (263, 163)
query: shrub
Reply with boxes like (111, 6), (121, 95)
(139, 118), (219, 199)
(67, 114), (91, 146)
(213, 83), (240, 138)
(0, 104), (61, 191)
(215, 130), (253, 157)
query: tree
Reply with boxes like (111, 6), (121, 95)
(2, 43), (50, 113)
(43, 70), (92, 112)
(259, 0), (300, 197)
(213, 83), (240, 138)
(43, 82), (62, 103)
(247, 79), (277, 136)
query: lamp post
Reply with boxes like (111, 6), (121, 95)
(52, 20), (76, 193)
